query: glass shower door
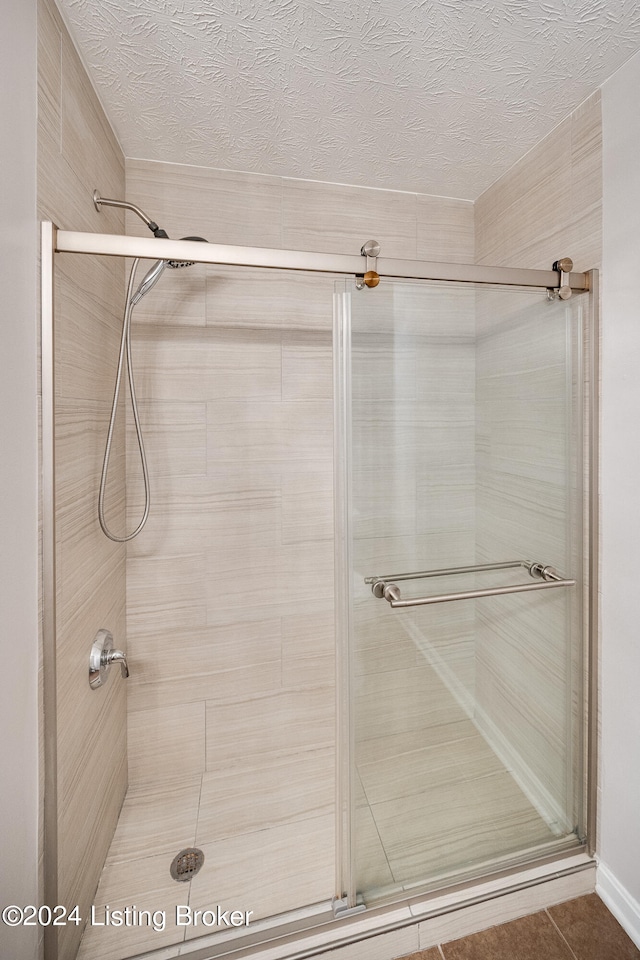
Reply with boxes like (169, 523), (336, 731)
(335, 277), (586, 905)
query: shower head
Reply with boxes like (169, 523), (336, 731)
(167, 236), (209, 268)
(130, 237), (209, 305)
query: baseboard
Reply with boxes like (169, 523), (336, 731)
(402, 612), (571, 836)
(596, 861), (640, 949)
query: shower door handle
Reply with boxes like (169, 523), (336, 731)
(366, 559), (575, 608)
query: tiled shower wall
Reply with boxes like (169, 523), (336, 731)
(37, 0), (127, 957)
(123, 160), (474, 891)
(474, 93), (602, 828)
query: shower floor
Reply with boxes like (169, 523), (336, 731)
(77, 661), (558, 960)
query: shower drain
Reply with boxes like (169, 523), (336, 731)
(170, 847), (205, 882)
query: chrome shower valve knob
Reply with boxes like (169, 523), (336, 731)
(89, 628), (130, 689)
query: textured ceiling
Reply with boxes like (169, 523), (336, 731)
(58, 0), (640, 199)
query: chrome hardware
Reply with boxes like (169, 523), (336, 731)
(89, 628), (130, 689)
(553, 257), (574, 300)
(366, 560), (575, 608)
(359, 240), (380, 288)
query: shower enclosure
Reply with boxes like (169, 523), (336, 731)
(334, 277), (593, 912)
(41, 223), (597, 960)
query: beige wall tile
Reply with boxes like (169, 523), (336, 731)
(128, 701), (206, 785)
(355, 664), (467, 743)
(282, 335), (333, 400)
(55, 253), (125, 403)
(132, 326), (282, 403)
(282, 178), (418, 258)
(126, 401), (207, 481)
(475, 116), (573, 269)
(207, 398), (333, 463)
(205, 687), (335, 770)
(417, 196), (475, 263)
(127, 553), (208, 632)
(206, 539), (334, 619)
(40, 7), (127, 953)
(281, 460), (334, 543)
(38, 0), (61, 149)
(281, 603), (336, 689)
(206, 265), (335, 332)
(128, 619), (282, 709)
(61, 29), (123, 203)
(126, 158), (283, 247)
(126, 469), (281, 562)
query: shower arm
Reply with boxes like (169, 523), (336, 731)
(93, 190), (169, 238)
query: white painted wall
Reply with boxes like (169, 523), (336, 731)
(0, 2), (40, 958)
(598, 48), (640, 947)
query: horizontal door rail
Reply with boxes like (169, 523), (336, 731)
(366, 560), (575, 608)
(52, 227), (590, 290)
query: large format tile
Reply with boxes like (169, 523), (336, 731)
(128, 619), (282, 710)
(372, 770), (554, 885)
(281, 460), (333, 543)
(132, 325), (282, 402)
(38, 0), (62, 149)
(127, 159), (283, 248)
(206, 538), (334, 620)
(196, 749), (334, 844)
(205, 686), (335, 770)
(187, 814), (335, 930)
(355, 663), (467, 742)
(416, 195), (475, 264)
(354, 803), (396, 896)
(282, 178), (417, 258)
(548, 893), (640, 960)
(107, 778), (202, 864)
(207, 398), (333, 464)
(128, 701), (206, 785)
(126, 401), (207, 481)
(282, 334), (333, 400)
(61, 26), (123, 203)
(358, 732), (504, 807)
(205, 265), (334, 332)
(281, 602), (336, 689)
(76, 852), (187, 960)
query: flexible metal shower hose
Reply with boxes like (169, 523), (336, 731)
(98, 258), (151, 541)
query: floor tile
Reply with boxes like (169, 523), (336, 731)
(187, 814), (335, 931)
(76, 852), (188, 960)
(195, 748), (334, 843)
(548, 893), (640, 960)
(107, 777), (201, 863)
(440, 910), (574, 959)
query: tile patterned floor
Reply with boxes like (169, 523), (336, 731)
(77, 660), (567, 959)
(404, 894), (640, 960)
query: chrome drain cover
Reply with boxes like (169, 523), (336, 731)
(170, 847), (205, 882)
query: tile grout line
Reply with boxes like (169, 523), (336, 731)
(545, 908), (580, 960)
(437, 943), (447, 958)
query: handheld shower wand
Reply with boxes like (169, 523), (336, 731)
(94, 190), (208, 541)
